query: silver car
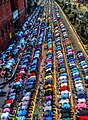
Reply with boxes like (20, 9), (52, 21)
(78, 11), (84, 19)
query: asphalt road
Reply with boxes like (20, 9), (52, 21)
(0, 0), (88, 118)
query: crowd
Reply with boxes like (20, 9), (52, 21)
(55, 3), (88, 120)
(53, 4), (72, 120)
(0, 0), (88, 120)
(43, 19), (53, 120)
(0, 1), (46, 119)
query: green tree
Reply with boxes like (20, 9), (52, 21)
(76, 11), (88, 44)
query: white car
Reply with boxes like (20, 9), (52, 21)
(78, 12), (84, 19)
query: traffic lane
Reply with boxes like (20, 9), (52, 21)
(55, 2), (88, 60)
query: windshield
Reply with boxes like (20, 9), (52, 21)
(79, 12), (83, 15)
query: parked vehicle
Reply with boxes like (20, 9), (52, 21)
(78, 11), (84, 19)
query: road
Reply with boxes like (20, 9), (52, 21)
(0, 0), (88, 119)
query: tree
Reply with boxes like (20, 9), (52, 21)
(76, 11), (88, 44)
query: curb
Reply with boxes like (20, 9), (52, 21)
(55, 1), (88, 59)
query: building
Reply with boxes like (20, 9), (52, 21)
(27, 0), (38, 14)
(0, 0), (13, 53)
(10, 0), (27, 30)
(0, 0), (27, 53)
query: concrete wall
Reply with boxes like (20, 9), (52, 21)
(17, 0), (26, 27)
(0, 0), (14, 53)
(0, 0), (26, 53)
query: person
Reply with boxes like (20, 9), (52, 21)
(9, 83), (12, 88)
(34, 1), (37, 8)
(78, 3), (80, 9)
(13, 110), (17, 120)
(39, 105), (42, 111)
(74, 12), (77, 24)
(0, 90), (3, 94)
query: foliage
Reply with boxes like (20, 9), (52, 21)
(86, 44), (88, 50)
(64, 3), (67, 9)
(64, 9), (69, 14)
(78, 14), (88, 44)
(64, 8), (71, 14)
(84, 11), (88, 19)
(67, 14), (74, 21)
(67, 3), (71, 8)
(80, 36), (87, 44)
(67, 8), (71, 13)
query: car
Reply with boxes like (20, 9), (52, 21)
(65, 1), (70, 6)
(78, 12), (84, 19)
(73, 0), (77, 2)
